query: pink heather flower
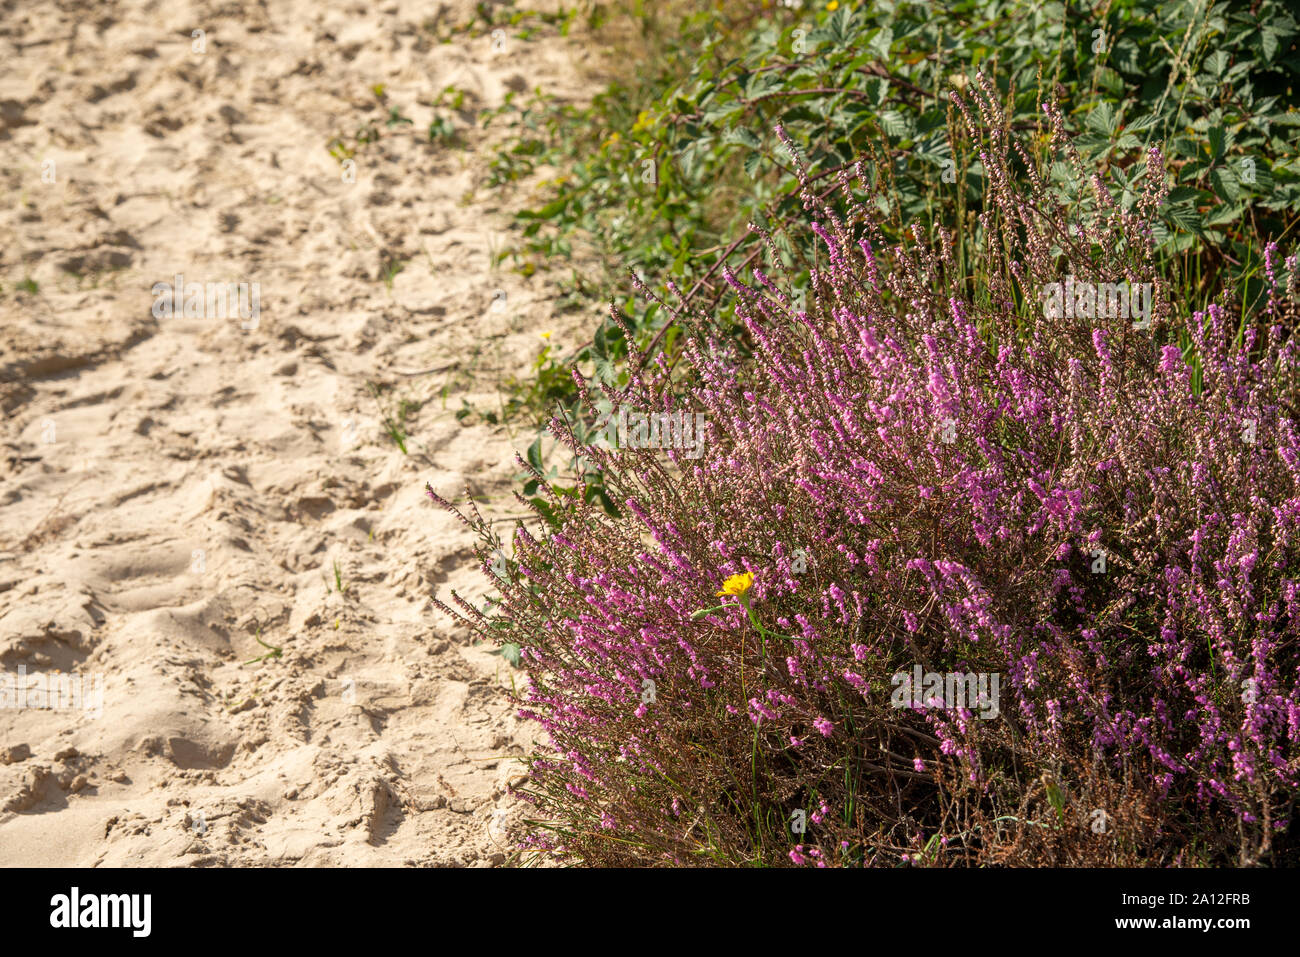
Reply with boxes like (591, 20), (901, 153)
(814, 717), (834, 737)
(1160, 344), (1184, 373)
(843, 671), (869, 692)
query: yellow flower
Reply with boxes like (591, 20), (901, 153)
(716, 572), (755, 598)
(827, 0), (839, 9)
(539, 330), (553, 340)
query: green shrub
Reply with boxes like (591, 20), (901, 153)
(488, 0), (1300, 489)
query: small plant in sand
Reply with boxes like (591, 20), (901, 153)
(366, 382), (419, 455)
(243, 628), (283, 666)
(330, 559), (349, 596)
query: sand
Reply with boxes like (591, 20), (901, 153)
(0, 0), (594, 866)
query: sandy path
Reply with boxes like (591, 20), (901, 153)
(0, 0), (589, 865)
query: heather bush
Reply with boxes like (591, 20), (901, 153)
(434, 76), (1300, 866)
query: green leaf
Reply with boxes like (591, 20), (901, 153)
(1124, 112), (1160, 133)
(593, 353), (618, 385)
(1086, 102), (1117, 137)
(517, 196), (569, 220)
(878, 110), (910, 139)
(1208, 125), (1225, 159)
(1210, 165), (1240, 201)
(1164, 203), (1203, 235)
(1262, 29), (1280, 61)
(868, 26), (894, 59)
(1203, 201), (1245, 226)
(1097, 67), (1124, 96)
(528, 496), (559, 527)
(492, 643), (523, 668)
(701, 103), (742, 125)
